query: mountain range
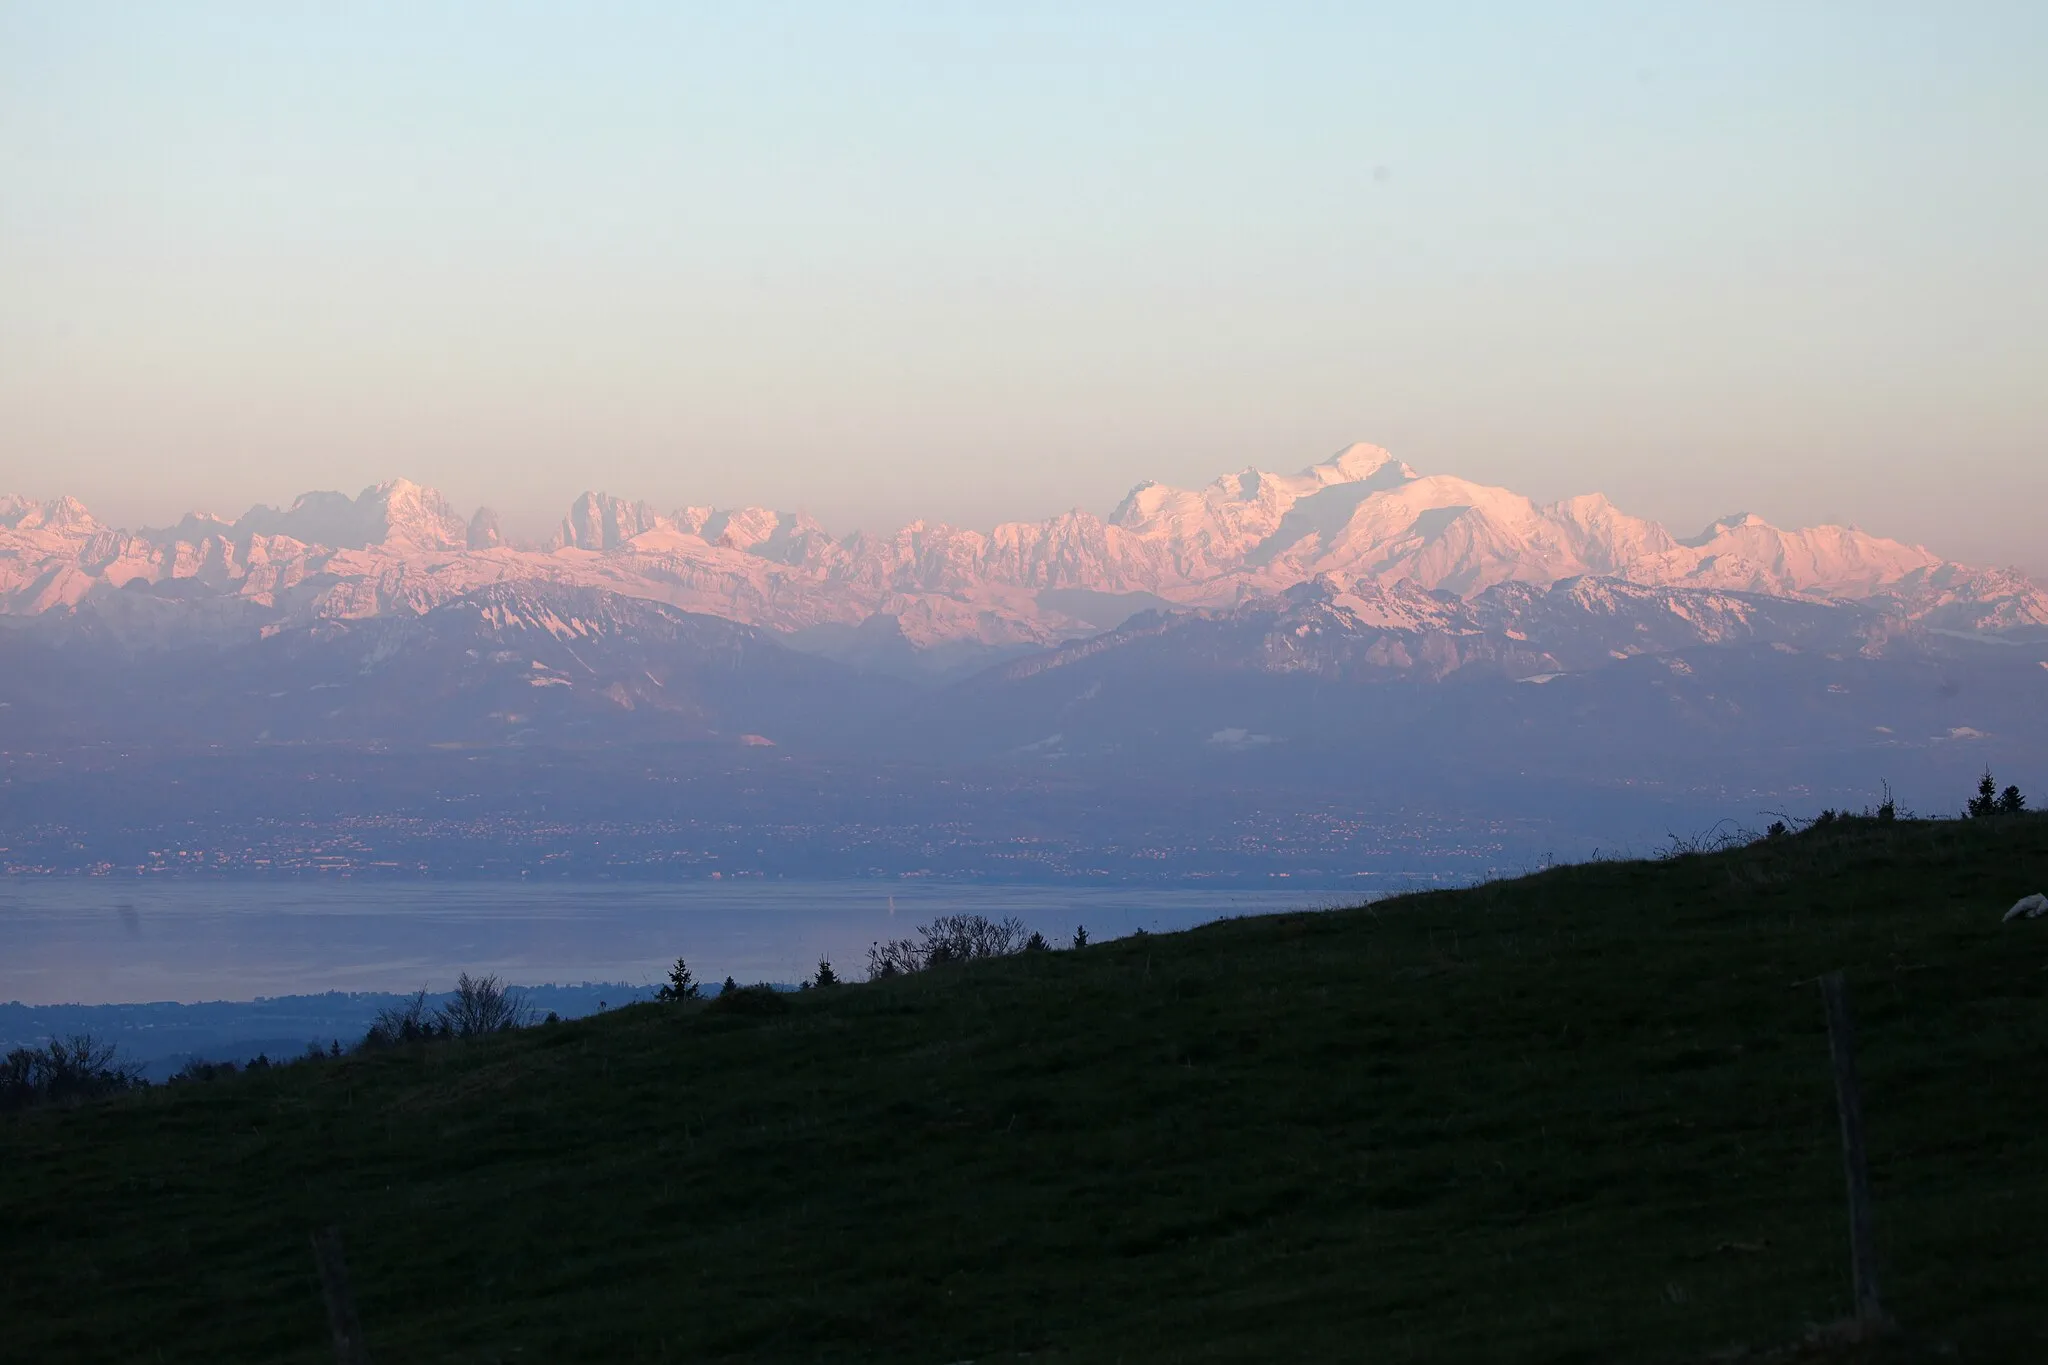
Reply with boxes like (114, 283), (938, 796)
(6, 444), (2043, 676)
(4, 446), (2045, 877)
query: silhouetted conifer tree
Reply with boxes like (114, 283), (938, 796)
(657, 957), (701, 1001)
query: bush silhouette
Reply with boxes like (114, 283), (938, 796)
(864, 914), (1036, 979)
(362, 989), (440, 1048)
(1, 1035), (143, 1110)
(438, 973), (534, 1037)
(707, 984), (790, 1017)
(360, 976), (537, 1050)
(865, 938), (923, 980)
(919, 913), (1029, 966)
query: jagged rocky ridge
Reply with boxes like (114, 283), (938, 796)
(2, 446), (2043, 670)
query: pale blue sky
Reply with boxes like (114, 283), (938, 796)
(2, 3), (2043, 565)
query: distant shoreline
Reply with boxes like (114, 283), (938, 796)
(0, 868), (1444, 890)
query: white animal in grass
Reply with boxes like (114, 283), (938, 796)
(2003, 893), (2048, 922)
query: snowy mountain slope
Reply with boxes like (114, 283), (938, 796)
(2, 444), (2041, 657)
(984, 574), (1882, 691)
(6, 569), (2042, 811)
(887, 579), (2047, 776)
(0, 582), (907, 747)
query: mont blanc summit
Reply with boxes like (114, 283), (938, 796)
(2, 445), (2041, 658)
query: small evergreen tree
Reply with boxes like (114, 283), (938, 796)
(1999, 784), (2027, 815)
(657, 957), (701, 1001)
(720, 976), (738, 997)
(1968, 769), (1999, 818)
(1024, 930), (1051, 952)
(812, 956), (840, 988)
(1072, 924), (1089, 949)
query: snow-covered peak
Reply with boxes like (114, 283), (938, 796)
(1680, 512), (1769, 549)
(560, 492), (671, 551)
(1543, 493), (1677, 567)
(363, 479), (471, 549)
(704, 506), (784, 552)
(1107, 443), (1420, 579)
(152, 479), (473, 551)
(1306, 442), (1416, 486)
(698, 508), (843, 567)
(0, 494), (100, 534)
(1645, 513), (1940, 598)
(0, 442), (2038, 654)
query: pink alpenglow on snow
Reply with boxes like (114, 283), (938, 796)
(1, 445), (2041, 650)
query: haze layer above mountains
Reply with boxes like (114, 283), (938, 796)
(3, 444), (2042, 665)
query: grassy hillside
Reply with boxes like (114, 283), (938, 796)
(5, 815), (2048, 1363)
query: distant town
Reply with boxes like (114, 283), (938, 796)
(0, 805), (1522, 886)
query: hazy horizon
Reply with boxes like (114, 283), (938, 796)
(5, 4), (2045, 569)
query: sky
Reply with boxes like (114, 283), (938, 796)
(2, 2), (2044, 567)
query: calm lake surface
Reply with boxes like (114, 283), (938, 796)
(0, 880), (1349, 1005)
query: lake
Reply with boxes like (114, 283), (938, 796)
(0, 879), (1356, 1005)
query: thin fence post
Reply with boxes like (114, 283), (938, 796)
(311, 1226), (373, 1365)
(1818, 970), (1886, 1332)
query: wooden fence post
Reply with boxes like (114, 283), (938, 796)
(1818, 971), (1886, 1332)
(311, 1226), (373, 1365)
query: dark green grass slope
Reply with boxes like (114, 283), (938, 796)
(5, 816), (2048, 1363)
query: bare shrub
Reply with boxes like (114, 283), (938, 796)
(0, 1034), (143, 1110)
(1660, 821), (1751, 859)
(363, 988), (440, 1048)
(866, 913), (1035, 979)
(920, 913), (1030, 964)
(438, 972), (535, 1038)
(866, 938), (924, 980)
